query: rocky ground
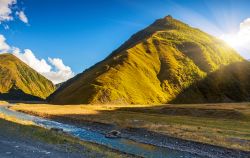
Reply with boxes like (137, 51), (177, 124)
(0, 117), (135, 158)
(52, 118), (250, 158)
(0, 124), (91, 158)
(0, 136), (85, 158)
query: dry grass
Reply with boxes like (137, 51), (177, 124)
(0, 101), (8, 106)
(11, 102), (250, 151)
(0, 113), (34, 125)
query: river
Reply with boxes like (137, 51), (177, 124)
(0, 105), (202, 158)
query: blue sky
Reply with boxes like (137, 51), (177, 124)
(1, 0), (250, 83)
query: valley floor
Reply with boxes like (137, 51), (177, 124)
(0, 103), (135, 158)
(10, 102), (250, 154)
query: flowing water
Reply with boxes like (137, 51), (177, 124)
(0, 106), (202, 158)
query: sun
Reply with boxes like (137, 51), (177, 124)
(220, 34), (242, 49)
(220, 19), (250, 51)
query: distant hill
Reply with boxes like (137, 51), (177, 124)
(55, 82), (65, 89)
(49, 16), (244, 104)
(0, 53), (55, 101)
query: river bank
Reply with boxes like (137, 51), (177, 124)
(0, 108), (137, 158)
(11, 103), (250, 147)
(1, 105), (200, 158)
(34, 115), (250, 158)
(9, 103), (250, 157)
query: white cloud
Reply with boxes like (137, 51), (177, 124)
(32, 58), (74, 84)
(220, 18), (250, 57)
(13, 48), (52, 73)
(47, 58), (74, 84)
(0, 0), (28, 24)
(0, 34), (10, 53)
(0, 0), (16, 22)
(0, 34), (74, 84)
(13, 48), (74, 84)
(17, 11), (28, 24)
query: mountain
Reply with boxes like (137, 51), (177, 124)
(172, 61), (250, 103)
(0, 53), (55, 101)
(49, 15), (244, 104)
(55, 82), (65, 89)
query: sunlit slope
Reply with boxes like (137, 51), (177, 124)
(172, 61), (250, 103)
(49, 16), (243, 104)
(0, 53), (55, 100)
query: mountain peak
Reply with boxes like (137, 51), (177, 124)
(149, 15), (188, 31)
(49, 16), (243, 105)
(0, 53), (56, 100)
(109, 15), (185, 56)
(157, 15), (174, 23)
(164, 15), (173, 20)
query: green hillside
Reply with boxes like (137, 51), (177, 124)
(49, 16), (243, 104)
(172, 61), (250, 103)
(0, 53), (55, 100)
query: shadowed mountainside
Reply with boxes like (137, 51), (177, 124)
(171, 61), (250, 103)
(0, 53), (55, 101)
(0, 85), (44, 101)
(49, 15), (243, 104)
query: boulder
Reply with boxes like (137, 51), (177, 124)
(105, 130), (121, 138)
(50, 127), (64, 133)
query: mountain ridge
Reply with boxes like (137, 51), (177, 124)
(49, 16), (244, 104)
(0, 53), (55, 100)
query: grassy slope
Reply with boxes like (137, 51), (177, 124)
(0, 53), (55, 99)
(12, 103), (250, 151)
(49, 16), (243, 104)
(0, 111), (133, 158)
(172, 61), (250, 103)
